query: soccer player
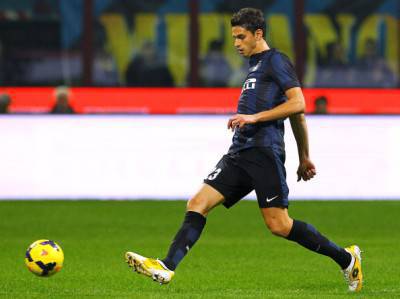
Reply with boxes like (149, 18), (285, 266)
(126, 7), (363, 292)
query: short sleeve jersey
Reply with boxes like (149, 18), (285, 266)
(228, 48), (300, 154)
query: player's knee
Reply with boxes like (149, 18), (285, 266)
(265, 219), (290, 237)
(186, 196), (209, 216)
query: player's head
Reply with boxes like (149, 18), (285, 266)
(231, 8), (266, 57)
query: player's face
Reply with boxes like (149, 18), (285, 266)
(231, 26), (258, 57)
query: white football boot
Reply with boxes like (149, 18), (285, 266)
(125, 251), (174, 284)
(342, 245), (363, 292)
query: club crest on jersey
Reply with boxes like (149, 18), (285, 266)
(242, 78), (256, 91)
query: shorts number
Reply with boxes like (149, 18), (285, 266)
(207, 167), (222, 180)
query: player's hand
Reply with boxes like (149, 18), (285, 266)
(227, 114), (257, 131)
(297, 159), (316, 181)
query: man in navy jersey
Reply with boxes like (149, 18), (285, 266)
(126, 8), (363, 292)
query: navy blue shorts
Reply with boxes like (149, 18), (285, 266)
(204, 147), (289, 209)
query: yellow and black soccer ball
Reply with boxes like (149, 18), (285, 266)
(25, 239), (64, 276)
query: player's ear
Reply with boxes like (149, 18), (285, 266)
(254, 29), (264, 41)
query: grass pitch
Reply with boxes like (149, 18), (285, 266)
(0, 200), (399, 298)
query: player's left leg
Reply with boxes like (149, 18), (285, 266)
(260, 207), (362, 291)
(241, 147), (362, 291)
(261, 207), (350, 266)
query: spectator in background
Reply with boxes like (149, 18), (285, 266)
(51, 86), (75, 114)
(0, 41), (4, 85)
(0, 93), (11, 114)
(93, 49), (119, 86)
(325, 41), (347, 67)
(200, 39), (232, 87)
(125, 41), (174, 87)
(313, 96), (328, 115)
(93, 22), (119, 86)
(315, 41), (351, 87)
(354, 38), (396, 88)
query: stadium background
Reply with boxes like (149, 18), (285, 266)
(0, 1), (399, 298)
(0, 0), (399, 200)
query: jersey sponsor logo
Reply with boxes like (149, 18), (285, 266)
(266, 195), (278, 203)
(206, 167), (222, 180)
(242, 78), (256, 91)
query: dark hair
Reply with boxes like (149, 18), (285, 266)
(231, 8), (266, 36)
(315, 96), (327, 105)
(0, 93), (11, 114)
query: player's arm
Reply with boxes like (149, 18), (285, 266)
(227, 87), (304, 129)
(289, 111), (316, 181)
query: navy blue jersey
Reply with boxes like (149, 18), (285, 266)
(228, 49), (300, 154)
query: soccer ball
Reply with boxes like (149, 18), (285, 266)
(25, 239), (64, 276)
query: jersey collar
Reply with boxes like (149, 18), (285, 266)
(249, 49), (274, 65)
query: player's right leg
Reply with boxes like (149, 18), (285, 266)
(126, 152), (253, 284)
(160, 184), (225, 271)
(126, 184), (225, 284)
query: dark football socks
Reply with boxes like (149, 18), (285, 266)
(286, 219), (352, 269)
(161, 211), (206, 271)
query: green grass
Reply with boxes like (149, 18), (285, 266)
(0, 200), (399, 298)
